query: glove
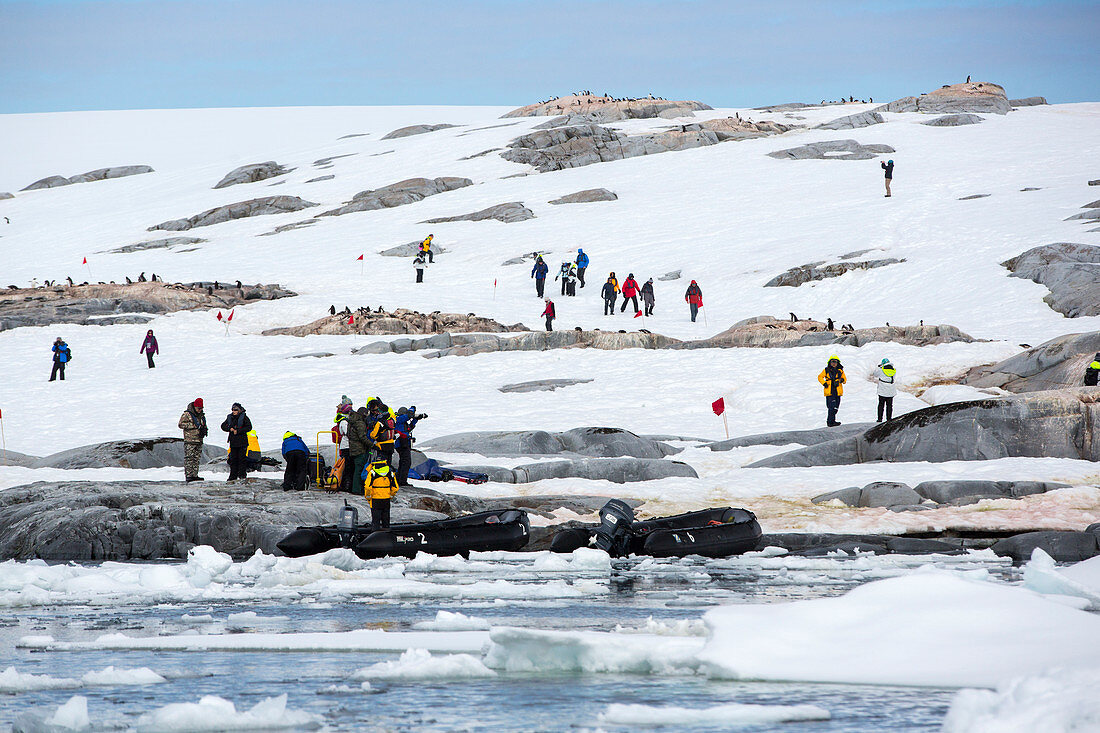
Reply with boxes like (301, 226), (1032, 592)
(416, 413), (428, 420)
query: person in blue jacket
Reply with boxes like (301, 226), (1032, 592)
(575, 249), (589, 288)
(50, 337), (71, 381)
(394, 407), (427, 487)
(281, 431), (310, 491)
(531, 256), (548, 297)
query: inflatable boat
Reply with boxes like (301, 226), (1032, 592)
(277, 505), (530, 559)
(550, 500), (761, 558)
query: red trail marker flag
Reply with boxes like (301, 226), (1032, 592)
(712, 397), (729, 439)
(227, 309), (234, 322)
(356, 254), (364, 261)
(81, 257), (87, 265)
(216, 311), (223, 321)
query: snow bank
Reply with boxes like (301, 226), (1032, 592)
(1023, 549), (1100, 609)
(612, 616), (707, 636)
(597, 701), (830, 727)
(134, 693), (320, 731)
(412, 610), (491, 631)
(1, 665), (165, 692)
(941, 667), (1100, 732)
(483, 627), (703, 674)
(698, 571), (1100, 687)
(350, 648), (496, 680)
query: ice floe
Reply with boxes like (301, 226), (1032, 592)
(597, 701), (831, 727)
(941, 667), (1100, 733)
(134, 693), (320, 731)
(350, 648), (496, 680)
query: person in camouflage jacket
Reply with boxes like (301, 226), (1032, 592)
(178, 398), (208, 482)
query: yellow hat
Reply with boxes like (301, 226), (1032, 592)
(283, 431), (295, 439)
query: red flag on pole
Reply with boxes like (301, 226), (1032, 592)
(356, 254), (364, 261)
(494, 278), (497, 287)
(216, 311), (223, 321)
(347, 315), (354, 325)
(227, 309), (234, 322)
(633, 310), (642, 319)
(82, 257), (87, 265)
(711, 397), (725, 416)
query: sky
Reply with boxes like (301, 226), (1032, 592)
(0, 0), (1097, 113)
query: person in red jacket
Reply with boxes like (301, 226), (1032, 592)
(619, 273), (641, 315)
(541, 298), (556, 331)
(685, 280), (703, 322)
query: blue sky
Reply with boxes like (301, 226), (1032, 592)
(1, 0), (1097, 113)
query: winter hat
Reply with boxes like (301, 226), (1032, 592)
(283, 431), (295, 440)
(888, 159), (893, 164)
(337, 403), (352, 415)
(827, 355), (840, 363)
(881, 358), (890, 365)
(232, 402), (243, 411)
(628, 273), (634, 278)
(340, 395), (352, 406)
(193, 398), (203, 410)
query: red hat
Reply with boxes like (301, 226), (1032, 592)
(193, 398), (204, 410)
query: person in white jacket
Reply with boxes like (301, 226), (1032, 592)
(874, 358), (898, 422)
(413, 252), (428, 283)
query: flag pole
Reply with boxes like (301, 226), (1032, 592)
(0, 408), (6, 466)
(722, 411), (729, 439)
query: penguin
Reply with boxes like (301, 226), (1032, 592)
(151, 273), (159, 282)
(789, 312), (799, 322)
(235, 280), (242, 289)
(329, 305), (336, 315)
(126, 276), (133, 284)
(826, 318), (834, 331)
(207, 287), (213, 295)
(3, 217), (8, 224)
(66, 276), (74, 286)
(213, 280), (219, 289)
(138, 272), (146, 282)
(966, 75), (971, 83)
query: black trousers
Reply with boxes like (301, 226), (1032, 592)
(577, 267), (586, 287)
(415, 269), (424, 283)
(620, 295), (639, 313)
(644, 300), (654, 316)
(338, 448), (353, 493)
(396, 444), (412, 486)
(371, 498), (391, 530)
(560, 278), (568, 295)
(604, 296), (616, 315)
(146, 352), (156, 368)
(49, 362), (65, 381)
(545, 316), (553, 331)
(228, 445), (248, 480)
(426, 250), (434, 263)
(535, 278), (545, 297)
(283, 450), (308, 491)
(566, 280), (576, 296)
(877, 396), (894, 422)
(826, 395), (842, 426)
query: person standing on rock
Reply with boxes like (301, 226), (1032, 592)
(347, 405), (372, 494)
(881, 159), (894, 197)
(684, 281), (703, 322)
(818, 355), (846, 427)
(575, 249), (589, 288)
(873, 358), (897, 422)
(620, 273), (641, 315)
(140, 329), (159, 368)
(368, 399), (396, 466)
(394, 406), (425, 487)
(365, 458), (398, 529)
(334, 399), (354, 493)
(221, 403), (253, 482)
(531, 256), (549, 297)
(49, 337), (71, 381)
(280, 431), (310, 491)
(420, 234), (434, 263)
(601, 276), (618, 315)
(1085, 354), (1100, 386)
(641, 278), (656, 316)
(542, 298), (556, 331)
(413, 251), (428, 283)
(178, 398), (208, 482)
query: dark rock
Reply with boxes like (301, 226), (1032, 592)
(992, 531), (1100, 562)
(767, 139), (895, 161)
(313, 154), (356, 166)
(422, 202), (535, 224)
(678, 316), (971, 350)
(499, 378), (594, 393)
(503, 95), (712, 119)
(420, 427), (679, 459)
(858, 481), (922, 508)
(959, 194), (991, 200)
(1082, 199), (1100, 209)
(22, 166), (153, 191)
(765, 258), (905, 287)
(885, 537), (963, 554)
(0, 192), (13, 200)
(914, 480), (1070, 504)
(811, 487), (863, 506)
(965, 330), (1100, 392)
(1001, 242), (1100, 317)
(548, 188), (618, 205)
(380, 124), (458, 140)
(511, 457), (696, 483)
(319, 177), (472, 217)
(305, 175), (335, 183)
(263, 309), (523, 337)
(1021, 187), (1042, 192)
(21, 175), (72, 190)
(213, 162), (290, 189)
(814, 111), (884, 130)
(0, 450), (40, 467)
(1090, 180), (1100, 186)
(657, 270), (682, 281)
(1066, 210), (1100, 221)
(424, 330), (678, 357)
(104, 236), (205, 254)
(257, 219), (319, 237)
(712, 424), (874, 451)
(460, 148), (504, 160)
(762, 532), (965, 556)
(31, 438), (224, 470)
(924, 114), (984, 126)
(288, 351), (335, 359)
(380, 240), (448, 257)
(149, 196), (317, 231)
(1009, 97), (1048, 107)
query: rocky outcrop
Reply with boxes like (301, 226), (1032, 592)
(380, 124), (458, 139)
(0, 192), (13, 200)
(103, 236), (205, 254)
(421, 427), (679, 458)
(749, 389), (1100, 468)
(421, 330), (679, 357)
(1010, 97), (1048, 107)
(0, 450), (39, 467)
(812, 479), (1071, 509)
(964, 331), (1100, 393)
(676, 316), (973, 350)
(768, 139), (895, 161)
(876, 82), (1011, 115)
(708, 424), (874, 451)
(499, 378), (593, 393)
(318, 177), (472, 217)
(263, 308), (525, 337)
(991, 529), (1100, 562)
(422, 202), (535, 224)
(682, 117), (793, 140)
(815, 111), (884, 130)
(959, 194), (991, 200)
(1001, 243), (1100, 317)
(765, 258), (904, 287)
(658, 270), (681, 281)
(503, 94), (711, 119)
(501, 457), (696, 483)
(213, 161), (290, 188)
(501, 124), (720, 173)
(548, 189), (618, 205)
(1066, 209), (1100, 222)
(31, 438), (224, 470)
(380, 240), (448, 257)
(305, 175), (335, 183)
(760, 530), (1100, 560)
(21, 165), (154, 191)
(924, 114), (984, 126)
(149, 196), (317, 231)
(0, 281), (295, 331)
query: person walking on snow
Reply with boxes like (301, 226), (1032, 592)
(1084, 353), (1100, 386)
(531, 256), (549, 298)
(413, 251), (428, 283)
(542, 298), (556, 331)
(420, 234), (434, 263)
(873, 358), (897, 422)
(280, 431), (310, 491)
(49, 337), (71, 381)
(555, 261), (574, 296)
(818, 355), (846, 427)
(620, 273), (641, 314)
(641, 278), (655, 316)
(178, 398), (208, 482)
(881, 159), (894, 197)
(140, 329), (159, 368)
(601, 276), (618, 315)
(684, 281), (703, 322)
(221, 403), (253, 482)
(575, 249), (589, 287)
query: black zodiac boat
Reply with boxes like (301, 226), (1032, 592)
(277, 504), (530, 559)
(550, 499), (761, 558)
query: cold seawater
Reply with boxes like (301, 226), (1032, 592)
(0, 549), (1029, 731)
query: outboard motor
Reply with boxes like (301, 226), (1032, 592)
(593, 499), (635, 556)
(336, 501), (359, 548)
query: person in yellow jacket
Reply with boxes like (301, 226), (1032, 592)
(420, 234), (434, 263)
(364, 459), (398, 529)
(818, 355), (846, 427)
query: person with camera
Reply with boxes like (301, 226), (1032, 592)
(818, 355), (846, 427)
(394, 407), (427, 486)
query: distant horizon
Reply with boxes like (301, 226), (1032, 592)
(1, 0), (1097, 115)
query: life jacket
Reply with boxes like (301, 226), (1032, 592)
(370, 414), (396, 447)
(363, 461), (399, 500)
(1086, 361), (1100, 386)
(331, 413), (346, 443)
(246, 430), (261, 459)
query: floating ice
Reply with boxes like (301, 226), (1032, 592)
(1023, 549), (1100, 609)
(0, 666), (80, 692)
(80, 666), (166, 686)
(12, 695), (90, 732)
(941, 667), (1100, 732)
(1, 665), (166, 692)
(698, 571), (1100, 687)
(350, 648), (496, 680)
(483, 627), (703, 674)
(134, 693), (320, 731)
(612, 616), (707, 637)
(597, 701), (831, 726)
(412, 610), (491, 631)
(533, 548), (611, 571)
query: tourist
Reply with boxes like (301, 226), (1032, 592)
(368, 399), (396, 465)
(575, 248), (589, 287)
(365, 458), (398, 529)
(178, 398), (208, 482)
(334, 399), (353, 493)
(556, 261), (573, 296)
(221, 403), (253, 482)
(818, 356), (846, 427)
(140, 329), (158, 368)
(641, 278), (655, 316)
(394, 407), (425, 487)
(280, 431), (310, 491)
(1085, 354), (1100, 386)
(542, 297), (556, 331)
(413, 251), (428, 283)
(421, 234), (434, 263)
(347, 405), (372, 494)
(881, 159), (894, 197)
(531, 256), (548, 297)
(619, 273), (641, 315)
(684, 281), (703, 322)
(49, 337), (71, 381)
(874, 358), (897, 422)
